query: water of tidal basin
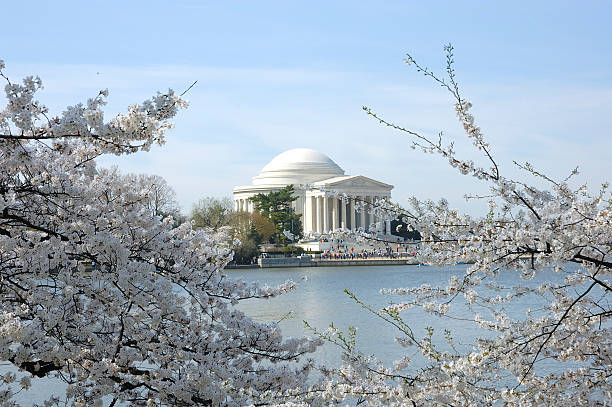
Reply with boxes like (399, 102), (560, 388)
(229, 263), (568, 369)
(7, 264), (573, 405)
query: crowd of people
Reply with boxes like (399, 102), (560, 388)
(316, 239), (416, 260)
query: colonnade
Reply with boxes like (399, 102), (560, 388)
(307, 195), (391, 235)
(233, 194), (393, 235)
(234, 198), (254, 213)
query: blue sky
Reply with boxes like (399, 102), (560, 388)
(3, 1), (611, 215)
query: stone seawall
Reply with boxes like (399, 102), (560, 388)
(258, 257), (314, 268)
(253, 257), (421, 268)
(225, 264), (259, 269)
(312, 258), (420, 267)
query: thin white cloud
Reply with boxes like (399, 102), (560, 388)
(3, 62), (610, 216)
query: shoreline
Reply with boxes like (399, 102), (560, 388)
(225, 257), (438, 269)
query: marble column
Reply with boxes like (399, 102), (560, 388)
(303, 197), (310, 233)
(365, 196), (372, 231)
(374, 196), (382, 233)
(315, 196), (321, 233)
(308, 197), (313, 233)
(323, 196), (329, 233)
(341, 197), (347, 229)
(331, 197), (338, 230)
(319, 196), (329, 233)
(386, 219), (392, 235)
(350, 197), (356, 231)
(313, 196), (317, 233)
(359, 196), (366, 230)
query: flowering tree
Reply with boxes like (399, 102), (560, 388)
(0, 60), (320, 406)
(310, 46), (611, 405)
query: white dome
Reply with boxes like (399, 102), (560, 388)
(252, 148), (344, 185)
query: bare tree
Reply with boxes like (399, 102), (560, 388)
(190, 196), (233, 230)
(130, 173), (182, 219)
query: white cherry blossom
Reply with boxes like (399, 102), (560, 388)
(0, 61), (320, 406)
(311, 45), (611, 406)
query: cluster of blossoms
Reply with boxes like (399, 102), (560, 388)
(313, 46), (611, 405)
(0, 61), (321, 406)
(1, 48), (610, 406)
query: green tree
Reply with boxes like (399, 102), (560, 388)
(250, 185), (302, 244)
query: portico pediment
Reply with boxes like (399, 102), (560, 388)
(314, 175), (393, 190)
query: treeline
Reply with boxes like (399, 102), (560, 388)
(190, 196), (272, 263)
(190, 186), (303, 263)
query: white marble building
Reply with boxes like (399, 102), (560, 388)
(233, 148), (393, 235)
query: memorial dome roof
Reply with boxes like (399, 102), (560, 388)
(252, 148), (345, 185)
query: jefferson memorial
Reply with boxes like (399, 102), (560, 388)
(233, 148), (394, 235)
